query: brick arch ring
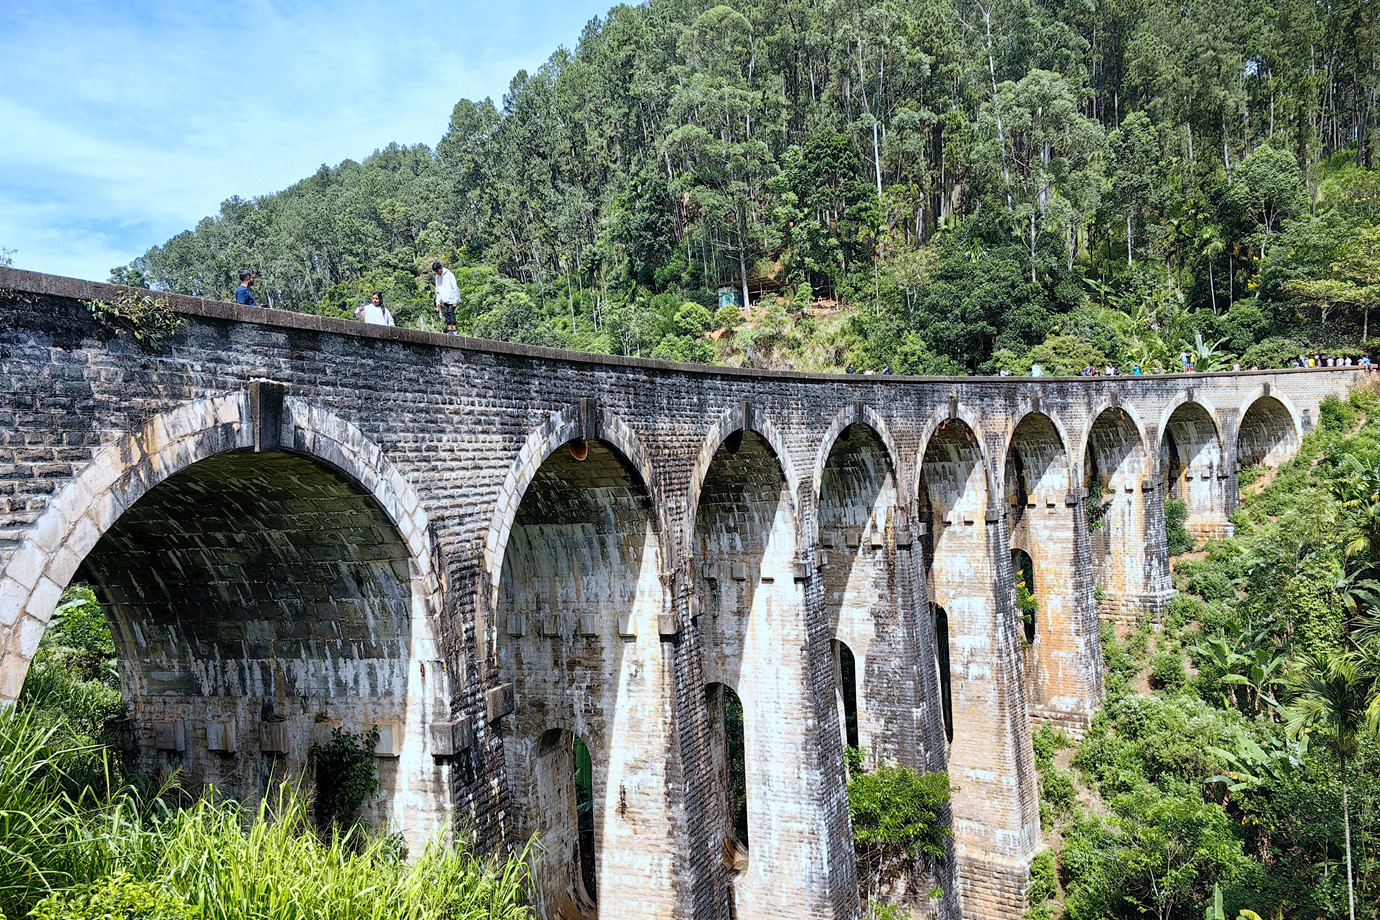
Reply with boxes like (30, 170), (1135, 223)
(480, 404), (661, 654)
(0, 391), (442, 703)
(996, 407), (1078, 500)
(1074, 398), (1153, 484)
(1152, 394), (1224, 462)
(915, 403), (996, 500)
(808, 403), (903, 546)
(1233, 386), (1305, 456)
(683, 404), (802, 558)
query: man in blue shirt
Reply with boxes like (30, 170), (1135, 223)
(235, 270), (257, 306)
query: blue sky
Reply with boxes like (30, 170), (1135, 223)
(0, 0), (611, 282)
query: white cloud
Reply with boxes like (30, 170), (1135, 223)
(0, 0), (607, 282)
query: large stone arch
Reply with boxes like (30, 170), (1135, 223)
(1155, 398), (1229, 539)
(0, 391), (451, 850)
(480, 404), (662, 664)
(685, 404), (803, 559)
(1082, 403), (1172, 621)
(810, 403), (904, 543)
(692, 425), (855, 920)
(492, 425), (677, 919)
(1, 393), (441, 694)
(916, 412), (1040, 918)
(1003, 412), (1102, 732)
(1235, 390), (1303, 469)
(815, 415), (904, 765)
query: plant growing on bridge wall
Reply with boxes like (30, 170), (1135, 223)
(84, 289), (184, 350)
(309, 726), (380, 833)
(1085, 480), (1110, 531)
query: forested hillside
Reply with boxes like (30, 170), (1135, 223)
(115, 0), (1380, 373)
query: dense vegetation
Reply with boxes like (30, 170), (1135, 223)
(113, 0), (1379, 373)
(1027, 383), (1380, 920)
(0, 588), (532, 920)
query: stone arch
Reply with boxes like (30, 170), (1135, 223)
(1, 392), (440, 698)
(693, 426), (848, 919)
(0, 392), (450, 850)
(810, 403), (903, 544)
(685, 405), (802, 559)
(1236, 392), (1302, 468)
(916, 416), (992, 593)
(1082, 404), (1169, 622)
(493, 429), (677, 918)
(1081, 404), (1151, 491)
(1002, 412), (1073, 523)
(817, 418), (901, 765)
(1156, 399), (1228, 539)
(481, 405), (661, 661)
(997, 409), (1075, 499)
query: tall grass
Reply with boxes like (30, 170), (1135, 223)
(2, 709), (532, 920)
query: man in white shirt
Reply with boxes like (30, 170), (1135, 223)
(433, 260), (460, 335)
(355, 291), (395, 327)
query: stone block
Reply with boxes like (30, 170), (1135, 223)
(259, 721), (289, 754)
(617, 613), (636, 637)
(154, 721), (186, 752)
(206, 721), (235, 753)
(578, 613), (598, 636)
(374, 721), (404, 758)
(485, 683), (515, 722)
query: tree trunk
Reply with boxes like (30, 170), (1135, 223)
(1344, 780), (1355, 920)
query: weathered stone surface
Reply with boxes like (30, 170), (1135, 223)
(0, 267), (1363, 920)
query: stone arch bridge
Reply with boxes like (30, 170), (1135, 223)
(0, 269), (1360, 920)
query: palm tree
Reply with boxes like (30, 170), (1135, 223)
(1285, 650), (1379, 920)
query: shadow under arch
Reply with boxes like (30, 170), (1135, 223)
(494, 434), (675, 919)
(480, 405), (662, 665)
(1003, 411), (1104, 729)
(1157, 400), (1227, 539)
(817, 421), (904, 765)
(693, 427), (853, 918)
(684, 405), (803, 560)
(1083, 404), (1168, 621)
(1237, 393), (1302, 468)
(0, 392), (450, 851)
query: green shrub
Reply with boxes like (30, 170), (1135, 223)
(1041, 767), (1077, 819)
(1164, 594), (1208, 632)
(1163, 499), (1195, 555)
(1149, 651), (1187, 691)
(309, 727), (381, 832)
(29, 873), (194, 920)
(849, 763), (953, 903)
(1027, 848), (1058, 904)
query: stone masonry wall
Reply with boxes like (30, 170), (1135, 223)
(0, 268), (1365, 919)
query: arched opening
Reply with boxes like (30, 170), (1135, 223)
(706, 682), (749, 859)
(694, 427), (842, 917)
(1011, 549), (1036, 644)
(1085, 408), (1163, 621)
(933, 606), (953, 743)
(834, 640), (860, 752)
(917, 419), (989, 750)
(1005, 411), (1103, 727)
(531, 728), (598, 916)
(1159, 402), (1225, 539)
(817, 422), (900, 761)
(1238, 396), (1299, 469)
(68, 450), (419, 827)
(496, 436), (669, 919)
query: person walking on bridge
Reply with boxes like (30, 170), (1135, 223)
(433, 261), (460, 335)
